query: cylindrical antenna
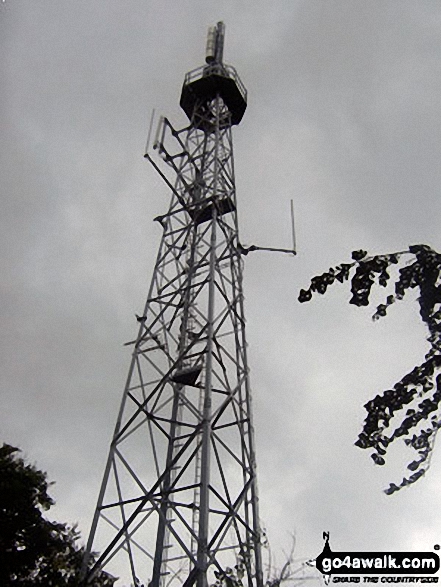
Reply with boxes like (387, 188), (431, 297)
(290, 199), (297, 254)
(215, 21), (225, 63)
(153, 115), (164, 150)
(205, 25), (216, 63)
(144, 109), (156, 155)
(205, 22), (225, 64)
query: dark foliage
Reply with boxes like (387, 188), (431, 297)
(299, 245), (441, 494)
(0, 443), (115, 586)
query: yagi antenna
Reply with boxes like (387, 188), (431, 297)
(238, 200), (297, 256)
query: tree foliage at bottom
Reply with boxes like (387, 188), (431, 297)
(299, 244), (441, 494)
(0, 443), (115, 586)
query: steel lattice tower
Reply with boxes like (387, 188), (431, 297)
(82, 22), (263, 587)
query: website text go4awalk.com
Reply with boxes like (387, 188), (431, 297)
(314, 539), (440, 583)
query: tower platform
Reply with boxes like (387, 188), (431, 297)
(180, 63), (247, 126)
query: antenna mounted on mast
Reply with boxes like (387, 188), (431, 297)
(205, 21), (225, 64)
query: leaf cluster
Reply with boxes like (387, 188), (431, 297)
(212, 553), (247, 587)
(299, 245), (441, 493)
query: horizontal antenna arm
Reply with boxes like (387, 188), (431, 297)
(237, 243), (297, 256)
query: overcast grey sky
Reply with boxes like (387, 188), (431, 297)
(2, 0), (441, 584)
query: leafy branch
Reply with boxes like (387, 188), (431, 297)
(299, 244), (441, 494)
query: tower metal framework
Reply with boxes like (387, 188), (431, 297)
(82, 22), (263, 587)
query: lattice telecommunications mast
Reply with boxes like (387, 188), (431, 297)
(82, 22), (263, 587)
